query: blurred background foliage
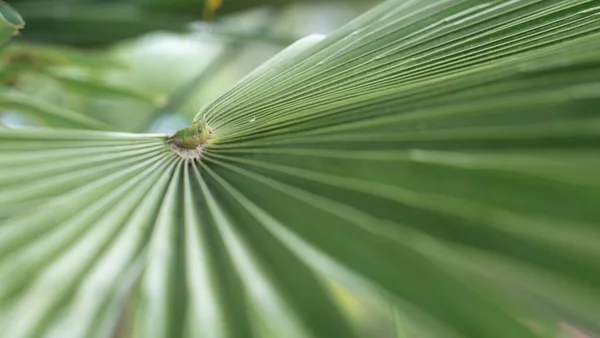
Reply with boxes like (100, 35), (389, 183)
(1, 0), (377, 133)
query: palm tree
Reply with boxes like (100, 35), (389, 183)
(1, 0), (600, 337)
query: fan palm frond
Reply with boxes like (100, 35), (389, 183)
(1, 0), (600, 337)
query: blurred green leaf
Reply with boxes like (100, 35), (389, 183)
(0, 90), (112, 130)
(9, 0), (374, 45)
(8, 2), (187, 45)
(190, 21), (297, 47)
(1, 0), (600, 337)
(1, 35), (222, 131)
(1, 43), (125, 70)
(392, 308), (407, 338)
(41, 69), (157, 103)
(149, 14), (290, 131)
(0, 1), (24, 46)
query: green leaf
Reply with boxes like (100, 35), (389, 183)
(40, 69), (157, 103)
(1, 42), (124, 71)
(0, 90), (113, 130)
(8, 2), (186, 45)
(0, 1), (24, 46)
(2, 0), (600, 337)
(8, 0), (374, 45)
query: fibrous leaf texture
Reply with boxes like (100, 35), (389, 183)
(1, 0), (600, 337)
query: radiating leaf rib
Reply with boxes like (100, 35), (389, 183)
(1, 155), (174, 338)
(196, 164), (311, 338)
(136, 160), (184, 338)
(195, 34), (326, 125)
(0, 149), (173, 254)
(197, 162), (428, 338)
(0, 128), (165, 141)
(182, 163), (228, 338)
(0, 148), (163, 207)
(0, 148), (171, 220)
(206, 148), (600, 186)
(201, 162), (409, 336)
(203, 149), (600, 289)
(203, 149), (600, 226)
(210, 76), (600, 148)
(201, 1), (600, 139)
(0, 142), (163, 168)
(0, 147), (166, 190)
(200, 155), (537, 338)
(186, 163), (254, 337)
(89, 163), (178, 338)
(199, 161), (358, 338)
(0, 155), (173, 304)
(183, 161), (255, 338)
(44, 157), (177, 338)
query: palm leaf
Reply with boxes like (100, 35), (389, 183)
(2, 0), (600, 337)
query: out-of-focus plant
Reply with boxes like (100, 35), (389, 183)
(7, 0), (378, 45)
(0, 1), (24, 46)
